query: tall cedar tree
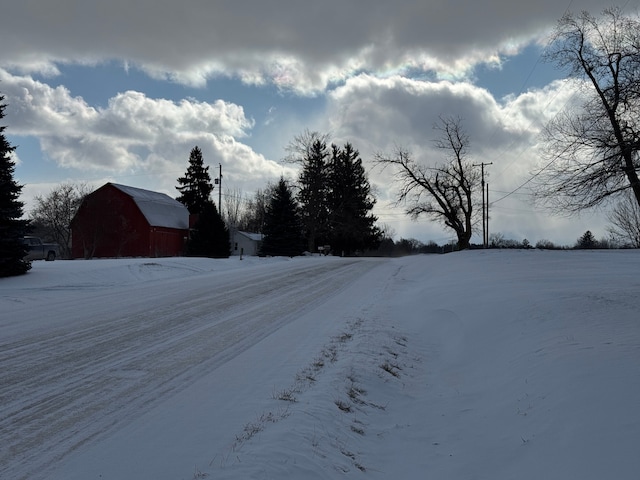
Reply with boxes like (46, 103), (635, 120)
(297, 139), (330, 252)
(176, 146), (213, 214)
(0, 95), (30, 277)
(260, 177), (304, 257)
(187, 200), (230, 258)
(328, 143), (380, 255)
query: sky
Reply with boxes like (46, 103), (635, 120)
(0, 0), (634, 246)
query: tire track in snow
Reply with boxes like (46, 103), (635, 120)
(0, 258), (382, 480)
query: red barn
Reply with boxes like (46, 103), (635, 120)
(71, 183), (190, 259)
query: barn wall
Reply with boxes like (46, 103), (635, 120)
(72, 185), (148, 258)
(150, 227), (187, 257)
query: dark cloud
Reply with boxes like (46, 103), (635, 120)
(3, 0), (612, 91)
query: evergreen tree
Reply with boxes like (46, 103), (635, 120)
(297, 139), (330, 252)
(260, 177), (304, 257)
(328, 143), (381, 255)
(176, 146), (213, 214)
(187, 200), (230, 258)
(0, 94), (30, 277)
(576, 230), (598, 249)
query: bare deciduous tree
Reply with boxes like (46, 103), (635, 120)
(30, 182), (92, 259)
(237, 185), (275, 233)
(534, 7), (640, 212)
(283, 129), (331, 165)
(222, 187), (245, 231)
(607, 191), (640, 247)
(375, 116), (480, 250)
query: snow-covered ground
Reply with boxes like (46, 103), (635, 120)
(1, 250), (639, 479)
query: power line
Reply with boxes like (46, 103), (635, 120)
(491, 97), (607, 206)
(490, 0), (640, 208)
(481, 0), (585, 206)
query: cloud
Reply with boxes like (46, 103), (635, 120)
(8, 149), (22, 166)
(327, 75), (508, 153)
(0, 69), (288, 193)
(1, 0), (619, 245)
(320, 73), (595, 243)
(1, 0), (609, 93)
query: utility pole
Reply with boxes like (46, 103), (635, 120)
(486, 182), (490, 247)
(473, 162), (492, 248)
(214, 163), (222, 213)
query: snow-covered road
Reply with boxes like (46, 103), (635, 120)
(3, 251), (639, 480)
(0, 257), (383, 480)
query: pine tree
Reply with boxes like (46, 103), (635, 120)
(328, 143), (380, 255)
(176, 146), (213, 214)
(260, 177), (304, 257)
(187, 200), (230, 258)
(297, 139), (330, 252)
(0, 94), (31, 277)
(576, 230), (598, 249)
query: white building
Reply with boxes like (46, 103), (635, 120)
(230, 231), (263, 256)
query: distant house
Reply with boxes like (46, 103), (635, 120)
(71, 183), (190, 259)
(231, 230), (263, 256)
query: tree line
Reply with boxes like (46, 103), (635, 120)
(280, 133), (381, 256)
(175, 136), (381, 258)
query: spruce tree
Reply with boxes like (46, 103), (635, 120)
(260, 177), (304, 257)
(0, 94), (30, 277)
(187, 200), (230, 258)
(176, 146), (213, 214)
(297, 139), (330, 252)
(576, 230), (598, 249)
(328, 143), (380, 255)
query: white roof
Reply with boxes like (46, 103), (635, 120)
(236, 231), (263, 242)
(110, 183), (189, 230)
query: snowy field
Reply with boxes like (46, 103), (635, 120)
(1, 250), (639, 479)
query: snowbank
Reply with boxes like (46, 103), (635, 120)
(1, 250), (639, 479)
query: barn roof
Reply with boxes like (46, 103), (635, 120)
(110, 183), (189, 230)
